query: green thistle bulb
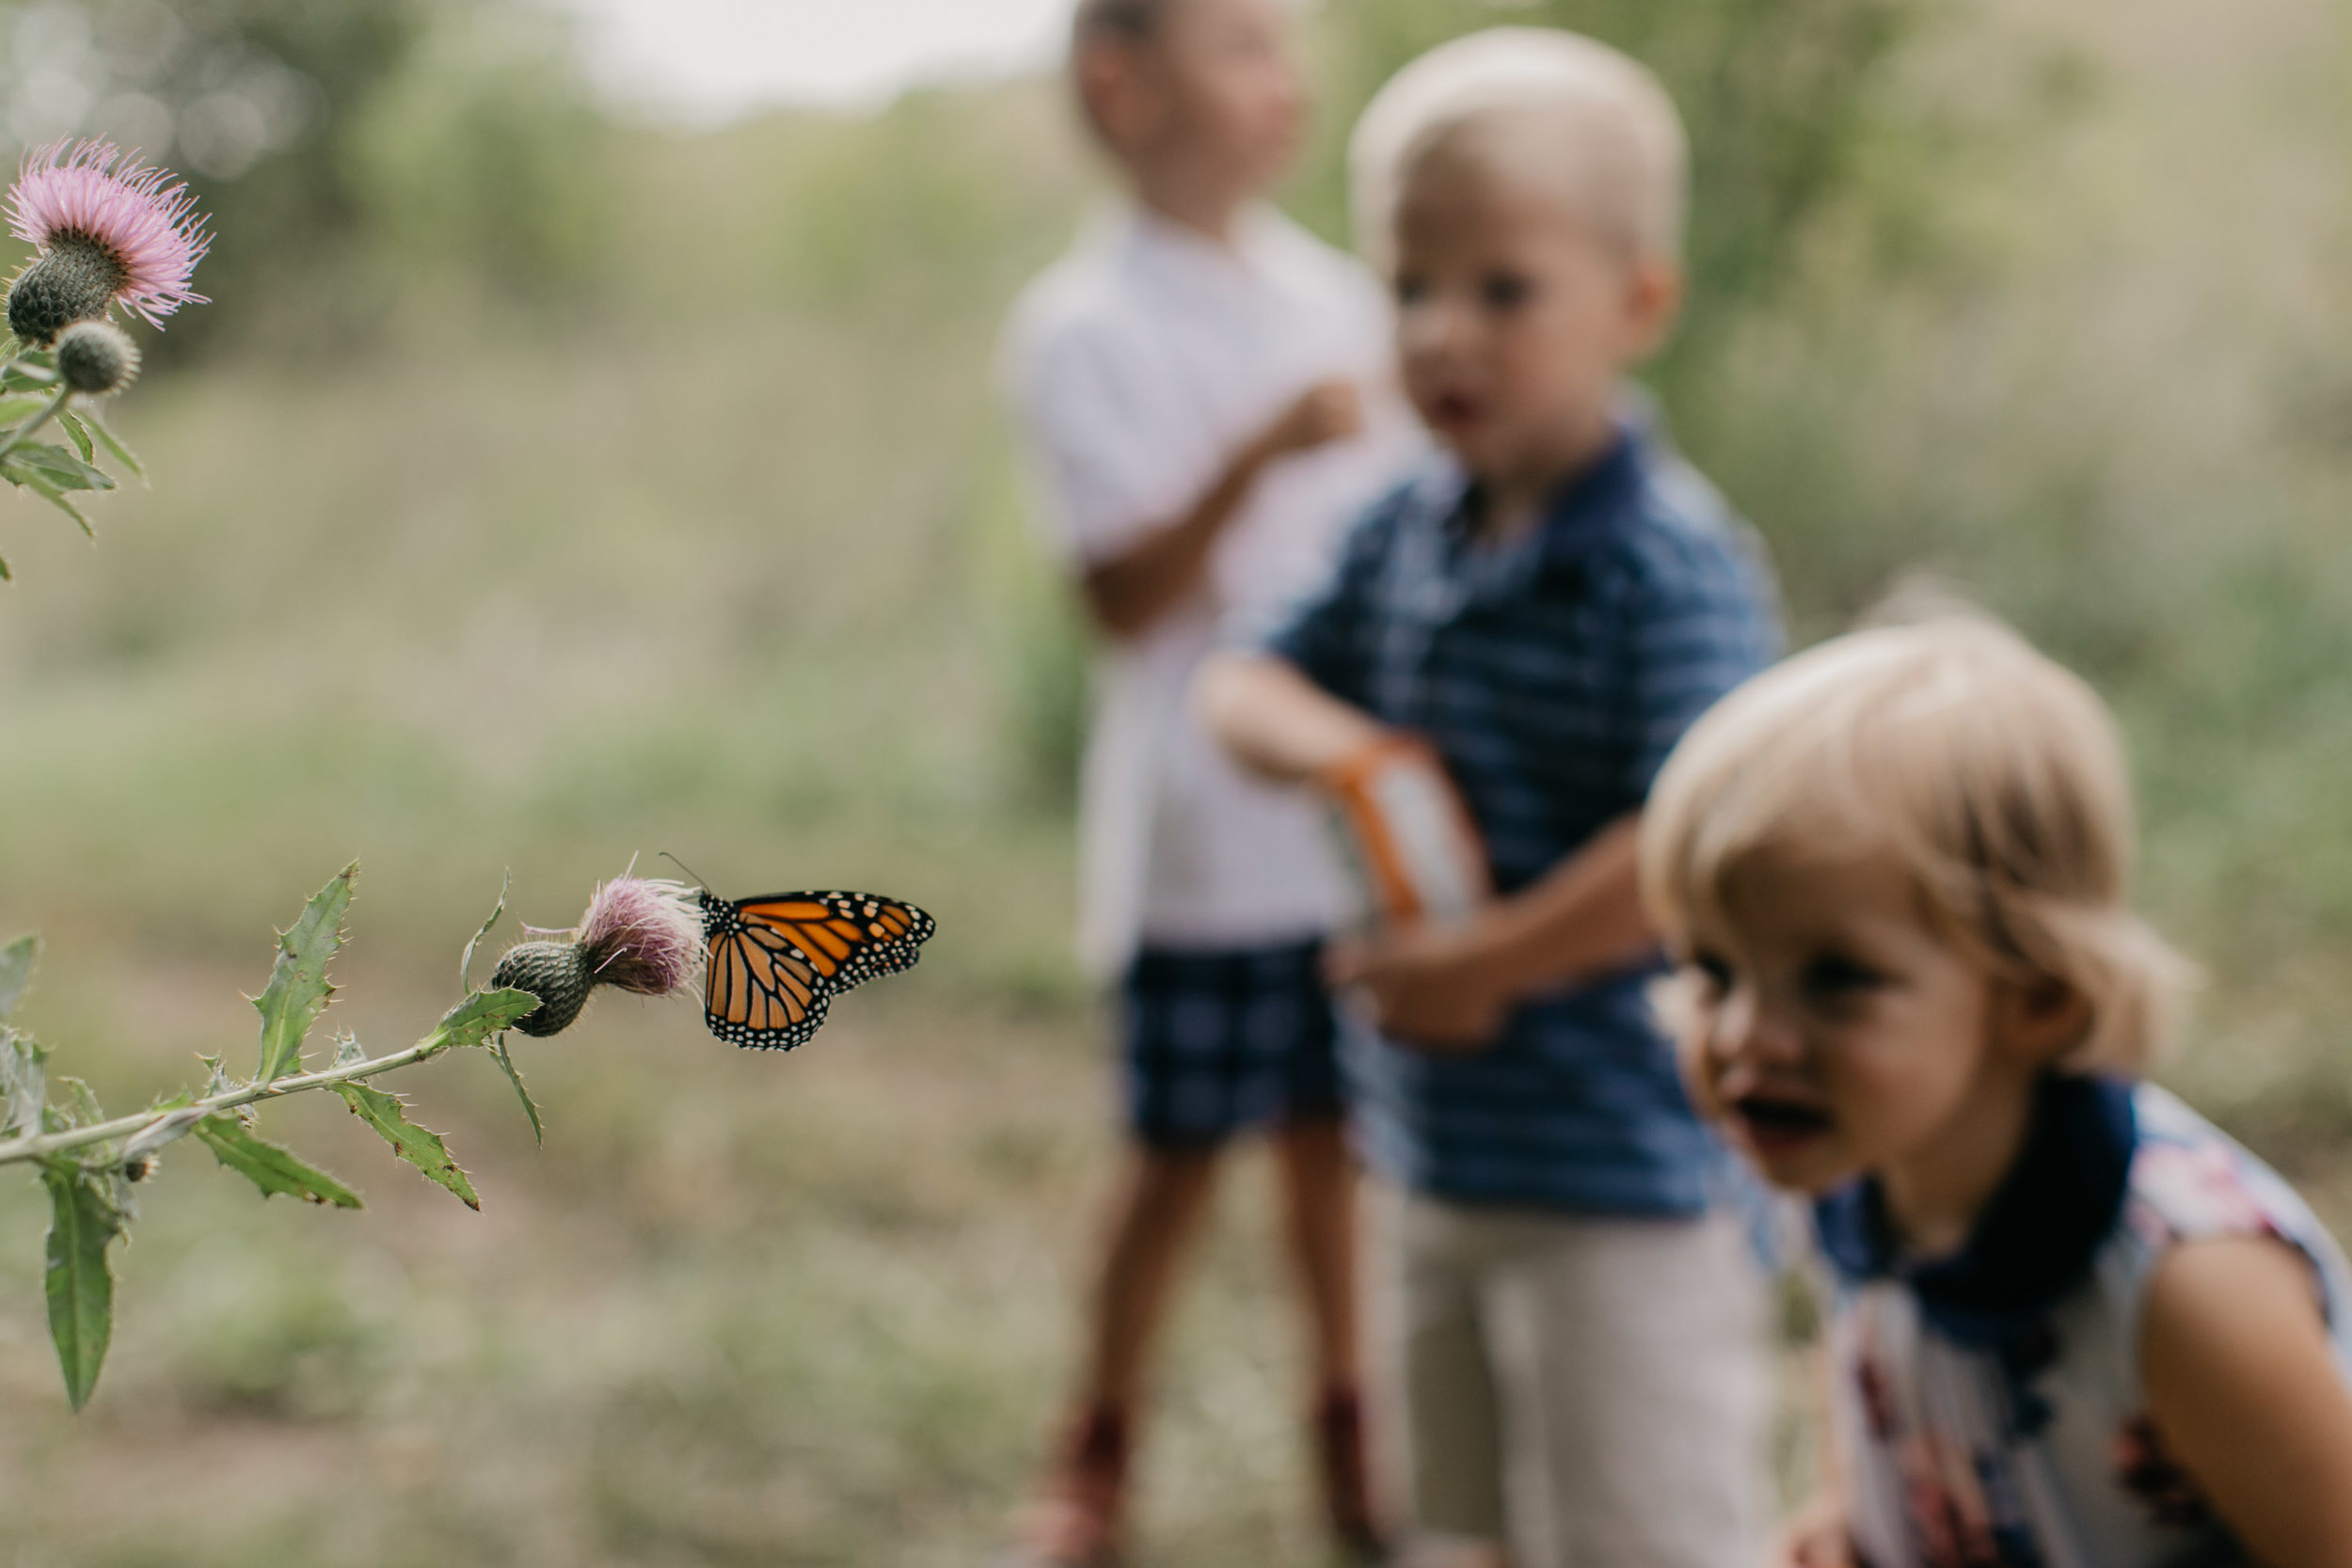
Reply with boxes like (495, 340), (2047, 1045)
(55, 320), (138, 395)
(7, 236), (125, 345)
(489, 941), (594, 1037)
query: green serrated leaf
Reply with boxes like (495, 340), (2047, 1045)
(56, 408), (94, 463)
(490, 1038), (544, 1145)
(40, 1162), (120, 1411)
(0, 546), (11, 579)
(459, 874), (508, 993)
(334, 1082), (478, 1210)
(0, 393), (51, 425)
(83, 410), (142, 482)
(193, 1115), (363, 1209)
(1, 361), (56, 391)
(437, 988), (538, 1053)
(56, 1076), (103, 1130)
(4, 441), (114, 492)
(0, 933), (37, 1021)
(254, 864), (357, 1084)
(3, 1031), (50, 1137)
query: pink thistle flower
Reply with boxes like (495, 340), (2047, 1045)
(488, 875), (701, 1037)
(6, 140), (210, 341)
(578, 876), (702, 997)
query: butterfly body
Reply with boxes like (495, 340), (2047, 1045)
(699, 889), (936, 1051)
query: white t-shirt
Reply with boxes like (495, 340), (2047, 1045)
(1003, 202), (1422, 976)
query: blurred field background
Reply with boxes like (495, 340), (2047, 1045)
(0, 0), (2345, 1561)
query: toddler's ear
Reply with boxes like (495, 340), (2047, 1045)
(1622, 257), (1685, 360)
(1995, 974), (2094, 1064)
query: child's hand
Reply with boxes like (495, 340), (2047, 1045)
(1327, 918), (1515, 1053)
(1257, 378), (1364, 460)
(1767, 1496), (1855, 1568)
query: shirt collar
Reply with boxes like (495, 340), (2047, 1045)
(1416, 416), (1648, 597)
(1815, 1073), (2138, 1346)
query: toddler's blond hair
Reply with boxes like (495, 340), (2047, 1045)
(1641, 615), (2193, 1072)
(1348, 26), (1688, 273)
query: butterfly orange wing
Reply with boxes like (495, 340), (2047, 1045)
(700, 891), (935, 1052)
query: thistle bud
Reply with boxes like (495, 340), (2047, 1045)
(6, 235), (123, 345)
(490, 940), (594, 1037)
(487, 877), (700, 1037)
(55, 319), (138, 394)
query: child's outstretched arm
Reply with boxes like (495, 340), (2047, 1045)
(1327, 816), (1657, 1051)
(2141, 1235), (2352, 1566)
(1081, 380), (1361, 640)
(1194, 649), (1387, 783)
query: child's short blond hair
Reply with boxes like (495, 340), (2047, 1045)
(1347, 26), (1688, 273)
(1641, 615), (2193, 1072)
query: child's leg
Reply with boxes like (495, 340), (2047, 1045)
(1273, 1114), (1360, 1395)
(1391, 1193), (1513, 1559)
(1489, 1212), (1772, 1568)
(1274, 1114), (1381, 1551)
(1017, 1143), (1222, 1565)
(1081, 1142), (1223, 1411)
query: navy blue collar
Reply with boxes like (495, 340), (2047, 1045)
(1815, 1074), (2138, 1346)
(1435, 420), (1647, 586)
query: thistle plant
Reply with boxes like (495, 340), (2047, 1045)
(0, 864), (702, 1410)
(0, 139), (212, 576)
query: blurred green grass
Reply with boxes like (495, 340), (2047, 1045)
(0, 0), (2345, 1561)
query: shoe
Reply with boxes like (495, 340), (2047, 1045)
(1315, 1387), (1390, 1563)
(1007, 1405), (1129, 1568)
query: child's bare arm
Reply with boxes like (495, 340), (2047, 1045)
(2141, 1235), (2352, 1567)
(1081, 379), (1361, 640)
(1330, 816), (1657, 1051)
(1194, 650), (1387, 784)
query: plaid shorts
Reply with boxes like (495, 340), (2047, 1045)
(1118, 939), (1343, 1148)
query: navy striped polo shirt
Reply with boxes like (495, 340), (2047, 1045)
(1264, 420), (1782, 1213)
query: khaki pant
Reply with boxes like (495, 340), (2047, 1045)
(1382, 1191), (1772, 1568)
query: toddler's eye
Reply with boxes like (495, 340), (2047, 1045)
(1689, 950), (1734, 997)
(1395, 273), (1429, 306)
(1479, 272), (1532, 310)
(1801, 952), (1886, 1003)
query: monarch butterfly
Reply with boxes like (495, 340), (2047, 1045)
(698, 888), (937, 1051)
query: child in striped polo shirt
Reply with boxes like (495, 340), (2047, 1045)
(1200, 28), (1783, 1568)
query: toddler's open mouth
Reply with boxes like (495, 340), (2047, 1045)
(1731, 1094), (1834, 1154)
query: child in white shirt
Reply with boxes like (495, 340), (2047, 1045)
(999, 0), (1419, 1561)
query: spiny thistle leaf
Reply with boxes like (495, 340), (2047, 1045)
(55, 407), (93, 463)
(459, 875), (508, 994)
(0, 933), (37, 1021)
(254, 863), (357, 1084)
(437, 988), (539, 1053)
(193, 1115), (363, 1209)
(82, 409), (142, 482)
(40, 1161), (120, 1411)
(490, 1038), (543, 1146)
(56, 1075), (103, 1129)
(2, 1031), (50, 1138)
(334, 1083), (478, 1211)
(3, 441), (114, 492)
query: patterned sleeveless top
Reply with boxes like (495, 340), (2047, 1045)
(1814, 1075), (2352, 1568)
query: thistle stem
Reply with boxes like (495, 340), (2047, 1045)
(0, 1022), (469, 1171)
(0, 386), (71, 464)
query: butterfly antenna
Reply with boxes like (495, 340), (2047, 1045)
(659, 851), (714, 892)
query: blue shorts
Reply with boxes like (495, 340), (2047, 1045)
(1118, 939), (1343, 1148)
